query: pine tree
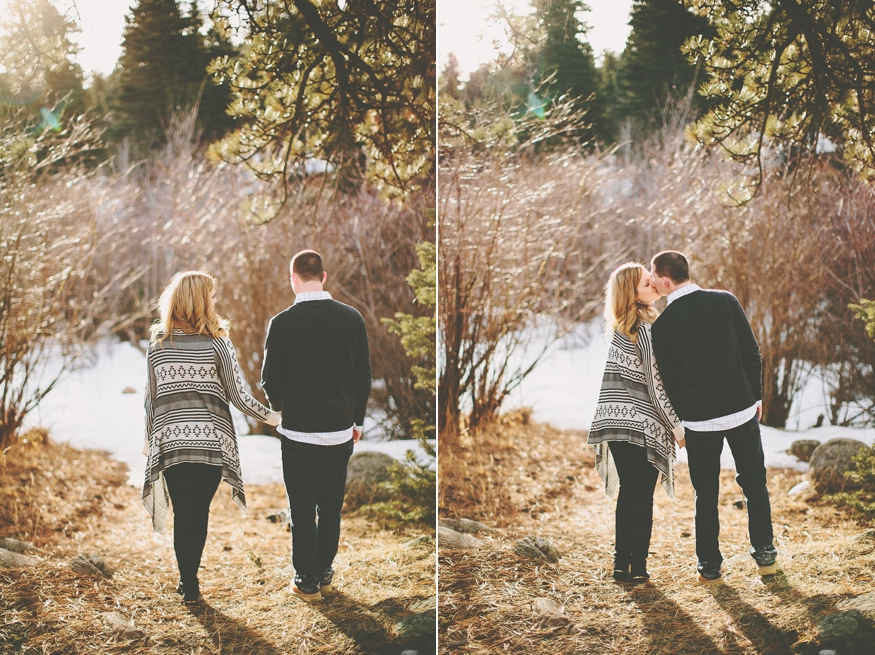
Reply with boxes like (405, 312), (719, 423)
(619, 0), (714, 131)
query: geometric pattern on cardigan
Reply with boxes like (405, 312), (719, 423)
(587, 322), (680, 499)
(143, 331), (272, 533)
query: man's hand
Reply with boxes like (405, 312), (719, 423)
(756, 404), (763, 422)
(672, 424), (686, 449)
(265, 411), (282, 427)
(352, 428), (362, 443)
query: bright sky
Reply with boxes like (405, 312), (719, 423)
(439, 0), (634, 78)
(61, 0), (137, 78)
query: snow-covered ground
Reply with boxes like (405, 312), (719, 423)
(505, 321), (874, 471)
(23, 340), (433, 486)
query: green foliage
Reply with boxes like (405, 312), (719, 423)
(685, 0), (875, 182)
(826, 445), (875, 519)
(364, 450), (436, 526)
(618, 0), (714, 133)
(112, 0), (235, 146)
(210, 0), (435, 201)
(850, 299), (875, 342)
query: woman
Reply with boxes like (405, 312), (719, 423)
(142, 271), (281, 604)
(588, 262), (684, 583)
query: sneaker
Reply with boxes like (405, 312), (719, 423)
(291, 576), (322, 602)
(751, 544), (779, 575)
(182, 580), (202, 605)
(319, 568), (335, 594)
(630, 564), (650, 584)
(697, 562), (723, 583)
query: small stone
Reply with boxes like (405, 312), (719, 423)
(837, 592), (875, 619)
(533, 597), (567, 626)
(0, 538), (36, 554)
(122, 387), (137, 394)
(400, 651), (418, 655)
(818, 612), (859, 641)
(788, 480), (811, 497)
(402, 535), (435, 549)
(439, 526), (484, 550)
(0, 547), (38, 567)
(446, 640), (467, 649)
(71, 553), (113, 579)
(102, 612), (144, 640)
(513, 536), (560, 563)
(438, 518), (497, 535)
(395, 610), (435, 641)
(818, 650), (837, 655)
(852, 529), (875, 543)
(790, 440), (821, 462)
(266, 510), (290, 525)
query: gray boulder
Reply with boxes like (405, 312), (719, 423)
(344, 451), (396, 507)
(438, 526), (484, 550)
(438, 518), (497, 535)
(0, 538), (36, 554)
(402, 535), (435, 549)
(514, 536), (560, 563)
(0, 547), (37, 567)
(809, 439), (867, 493)
(71, 553), (114, 579)
(533, 597), (567, 626)
(818, 612), (860, 641)
(395, 610), (436, 642)
(837, 592), (875, 620)
(790, 440), (821, 463)
(102, 612), (145, 640)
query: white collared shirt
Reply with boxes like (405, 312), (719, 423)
(276, 290), (361, 445)
(666, 283), (761, 432)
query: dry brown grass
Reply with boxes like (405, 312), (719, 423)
(438, 415), (875, 654)
(0, 434), (435, 654)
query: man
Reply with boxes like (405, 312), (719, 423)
(261, 250), (371, 601)
(649, 250), (777, 583)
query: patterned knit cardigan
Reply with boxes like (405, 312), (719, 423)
(587, 322), (680, 499)
(143, 331), (272, 533)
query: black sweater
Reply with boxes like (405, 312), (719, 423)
(651, 288), (762, 422)
(261, 298), (371, 433)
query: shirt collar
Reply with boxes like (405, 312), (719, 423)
(294, 290), (333, 304)
(666, 283), (701, 305)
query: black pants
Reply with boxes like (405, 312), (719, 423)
(685, 416), (774, 567)
(609, 440), (659, 569)
(281, 438), (354, 583)
(163, 463), (223, 586)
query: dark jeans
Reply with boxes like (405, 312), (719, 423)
(281, 437), (354, 583)
(608, 440), (660, 569)
(163, 463), (223, 586)
(685, 416), (774, 567)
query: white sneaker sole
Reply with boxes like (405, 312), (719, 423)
(320, 583), (333, 594)
(757, 562), (779, 576)
(290, 586), (322, 602)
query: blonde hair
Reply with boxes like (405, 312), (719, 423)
(150, 271), (229, 345)
(604, 262), (658, 343)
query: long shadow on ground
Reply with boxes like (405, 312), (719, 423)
(313, 590), (397, 655)
(705, 582), (800, 654)
(189, 601), (283, 655)
(626, 583), (729, 655)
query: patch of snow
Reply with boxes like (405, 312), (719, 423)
(23, 339), (428, 487)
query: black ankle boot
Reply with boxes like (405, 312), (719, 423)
(630, 564), (650, 583)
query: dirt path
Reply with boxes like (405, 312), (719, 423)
(0, 438), (435, 654)
(439, 417), (875, 654)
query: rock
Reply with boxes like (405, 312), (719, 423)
(817, 612), (859, 641)
(0, 547), (37, 567)
(122, 387), (136, 394)
(102, 612), (144, 640)
(344, 452), (395, 507)
(438, 518), (497, 535)
(837, 592), (875, 619)
(513, 536), (560, 563)
(788, 480), (811, 497)
(852, 529), (875, 543)
(402, 535), (434, 549)
(438, 526), (484, 549)
(408, 596), (436, 613)
(809, 439), (868, 493)
(818, 650), (837, 655)
(790, 440), (821, 462)
(0, 538), (36, 554)
(266, 510), (290, 525)
(71, 553), (113, 579)
(395, 610), (435, 641)
(533, 597), (567, 626)
(400, 651), (419, 655)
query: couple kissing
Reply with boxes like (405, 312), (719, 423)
(589, 250), (777, 585)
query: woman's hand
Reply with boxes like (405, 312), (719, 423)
(265, 411), (282, 427)
(672, 424), (686, 449)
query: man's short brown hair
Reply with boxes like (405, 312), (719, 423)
(651, 250), (690, 284)
(290, 250), (324, 282)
